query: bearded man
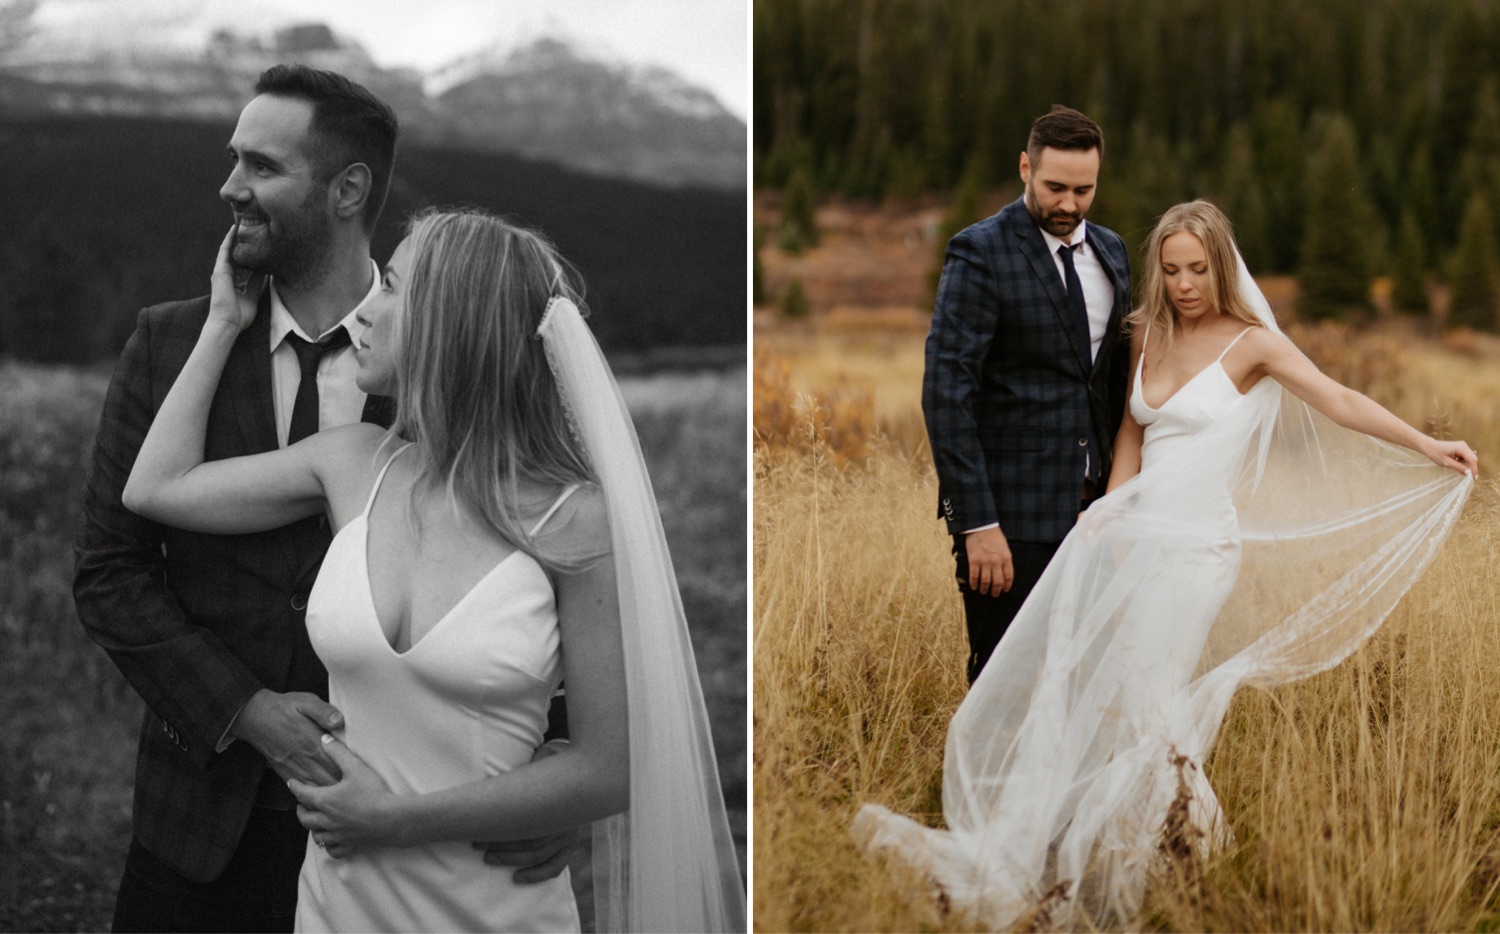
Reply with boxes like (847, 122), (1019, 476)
(74, 64), (568, 933)
(922, 105), (1133, 684)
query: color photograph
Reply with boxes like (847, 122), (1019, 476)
(754, 1), (1500, 930)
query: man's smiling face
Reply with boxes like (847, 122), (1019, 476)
(219, 94), (335, 284)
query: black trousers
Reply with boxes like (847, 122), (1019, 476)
(952, 536), (1062, 683)
(111, 807), (307, 933)
(953, 489), (1099, 683)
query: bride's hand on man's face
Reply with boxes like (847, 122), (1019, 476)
(1426, 438), (1478, 478)
(288, 733), (401, 858)
(208, 224), (262, 334)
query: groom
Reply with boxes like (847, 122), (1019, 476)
(923, 105), (1132, 684)
(74, 64), (569, 932)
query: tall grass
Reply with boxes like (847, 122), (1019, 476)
(0, 362), (135, 934)
(754, 321), (1500, 932)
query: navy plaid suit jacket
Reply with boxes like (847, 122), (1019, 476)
(73, 292), (390, 883)
(923, 198), (1132, 543)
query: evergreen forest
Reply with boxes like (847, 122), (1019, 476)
(0, 116), (745, 365)
(753, 0), (1500, 323)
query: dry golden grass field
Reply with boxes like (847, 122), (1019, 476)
(754, 198), (1500, 931)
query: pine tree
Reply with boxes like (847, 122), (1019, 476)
(1390, 210), (1429, 316)
(1405, 146), (1439, 253)
(1448, 194), (1500, 332)
(779, 165), (819, 255)
(1298, 116), (1380, 320)
(927, 155), (986, 308)
(1250, 98), (1307, 274)
(1216, 124), (1272, 273)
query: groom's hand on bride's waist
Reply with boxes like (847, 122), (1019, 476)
(472, 830), (578, 883)
(471, 737), (580, 883)
(231, 688), (346, 786)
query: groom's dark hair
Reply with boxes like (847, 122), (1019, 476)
(254, 63), (400, 234)
(1027, 105), (1104, 162)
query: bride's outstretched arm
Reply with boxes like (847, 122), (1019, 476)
(1244, 328), (1478, 477)
(123, 228), (378, 533)
(290, 489), (630, 851)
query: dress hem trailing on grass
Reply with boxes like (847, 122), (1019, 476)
(853, 257), (1472, 930)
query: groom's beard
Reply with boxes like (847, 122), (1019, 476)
(230, 190), (334, 285)
(1024, 189), (1084, 239)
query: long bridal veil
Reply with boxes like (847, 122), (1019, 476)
(854, 255), (1471, 928)
(538, 297), (746, 933)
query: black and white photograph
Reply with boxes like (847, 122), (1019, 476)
(0, 1), (746, 931)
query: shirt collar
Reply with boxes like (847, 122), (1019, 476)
(1040, 219), (1090, 257)
(268, 258), (381, 352)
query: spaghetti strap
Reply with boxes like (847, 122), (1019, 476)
(529, 483), (582, 536)
(361, 444), (411, 517)
(1216, 326), (1256, 362)
(1134, 322), (1151, 387)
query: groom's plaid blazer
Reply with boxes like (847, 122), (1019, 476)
(923, 198), (1132, 544)
(73, 291), (390, 882)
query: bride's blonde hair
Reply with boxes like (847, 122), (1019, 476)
(1127, 200), (1263, 348)
(388, 207), (598, 570)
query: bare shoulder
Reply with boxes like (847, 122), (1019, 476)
(536, 483), (612, 570)
(546, 483), (609, 540)
(306, 424), (398, 500)
(1228, 324), (1289, 359)
(307, 422), (389, 465)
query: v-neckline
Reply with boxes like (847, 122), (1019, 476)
(356, 513), (522, 658)
(1137, 325), (1255, 411)
(354, 449), (524, 657)
(1138, 358), (1229, 413)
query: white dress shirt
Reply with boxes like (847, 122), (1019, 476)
(1039, 220), (1115, 363)
(267, 259), (382, 447)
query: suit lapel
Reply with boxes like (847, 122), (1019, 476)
(1012, 208), (1091, 375)
(1087, 229), (1132, 377)
(224, 288), (279, 457)
(220, 288), (311, 578)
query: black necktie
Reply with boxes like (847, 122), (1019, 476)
(285, 328), (351, 445)
(1059, 243), (1103, 482)
(1058, 243), (1093, 365)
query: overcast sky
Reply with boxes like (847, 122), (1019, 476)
(28, 0), (749, 119)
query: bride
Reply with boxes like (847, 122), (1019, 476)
(855, 200), (1475, 928)
(123, 207), (744, 932)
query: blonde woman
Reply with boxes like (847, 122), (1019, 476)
(124, 207), (743, 932)
(857, 200), (1474, 929)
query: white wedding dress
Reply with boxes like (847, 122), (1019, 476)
(296, 448), (581, 933)
(855, 262), (1471, 929)
(299, 297), (746, 933)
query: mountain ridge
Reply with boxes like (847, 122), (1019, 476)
(0, 24), (745, 190)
